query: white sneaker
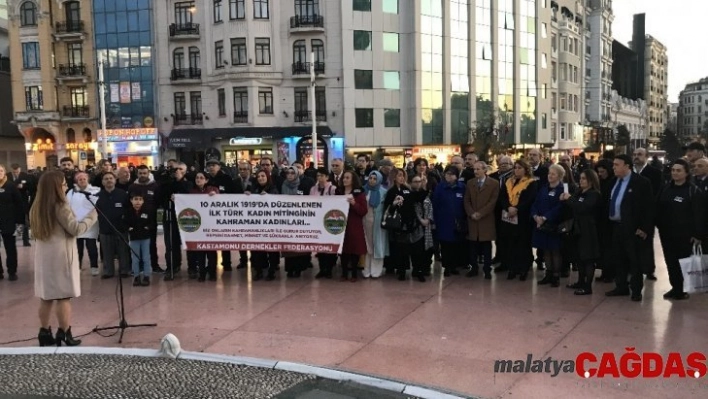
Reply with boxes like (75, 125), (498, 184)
(91, 268), (100, 276)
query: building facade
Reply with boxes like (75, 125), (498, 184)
(636, 35), (667, 147)
(1, 20), (26, 167)
(585, 0), (613, 148)
(610, 89), (646, 149)
(548, 0), (587, 154)
(93, 0), (160, 167)
(155, 0), (343, 168)
(8, 0), (99, 169)
(677, 77), (708, 140)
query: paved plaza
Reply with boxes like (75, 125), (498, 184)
(1, 239), (707, 398)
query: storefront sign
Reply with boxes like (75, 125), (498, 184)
(229, 137), (262, 146)
(174, 194), (350, 253)
(412, 146), (461, 154)
(32, 139), (54, 152)
(111, 141), (158, 154)
(66, 142), (95, 151)
(98, 128), (158, 142)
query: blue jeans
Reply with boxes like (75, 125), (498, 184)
(129, 239), (152, 277)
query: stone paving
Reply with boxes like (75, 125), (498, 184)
(1, 238), (708, 398)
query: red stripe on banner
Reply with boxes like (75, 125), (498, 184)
(185, 242), (340, 253)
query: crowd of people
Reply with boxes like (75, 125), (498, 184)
(2, 142), (707, 347)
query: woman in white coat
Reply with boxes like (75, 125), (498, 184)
(30, 171), (97, 347)
(362, 171), (389, 278)
(66, 172), (100, 275)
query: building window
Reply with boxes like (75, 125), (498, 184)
(295, 0), (320, 16)
(294, 87), (308, 121)
(217, 88), (226, 116)
(355, 108), (374, 127)
(353, 30), (372, 51)
(215, 41), (224, 68)
(258, 87), (273, 114)
(189, 46), (200, 69)
(542, 113), (547, 129)
(560, 92), (566, 110)
(173, 48), (185, 69)
(175, 2), (195, 25)
(316, 86), (326, 114)
(312, 39), (325, 63)
(383, 71), (400, 90)
(24, 86), (43, 110)
(383, 32), (399, 52)
(293, 40), (307, 63)
(214, 0), (223, 23)
(354, 70), (373, 89)
(541, 53), (547, 69)
(22, 42), (40, 69)
(384, 109), (400, 127)
(231, 38), (247, 65)
(254, 0), (269, 19)
(353, 0), (371, 11)
(541, 23), (547, 38)
(174, 92), (186, 115)
(67, 43), (83, 65)
(382, 0), (398, 13)
(229, 0), (245, 19)
(255, 38), (271, 65)
(190, 91), (203, 119)
(560, 123), (566, 140)
(233, 87), (248, 113)
(70, 87), (86, 108)
(20, 1), (37, 26)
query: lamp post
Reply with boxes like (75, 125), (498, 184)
(310, 51), (317, 168)
(97, 59), (108, 160)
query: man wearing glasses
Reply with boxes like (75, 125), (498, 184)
(329, 158), (345, 187)
(355, 154), (372, 181)
(259, 157), (283, 188)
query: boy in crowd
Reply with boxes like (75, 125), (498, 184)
(125, 193), (154, 286)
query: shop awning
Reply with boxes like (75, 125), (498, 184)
(167, 126), (335, 149)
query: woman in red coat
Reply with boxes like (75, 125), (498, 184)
(337, 171), (368, 282)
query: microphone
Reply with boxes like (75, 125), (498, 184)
(75, 190), (95, 198)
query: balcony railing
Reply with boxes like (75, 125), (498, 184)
(62, 105), (89, 118)
(294, 110), (327, 122)
(174, 113), (203, 125)
(171, 67), (201, 80)
(169, 23), (200, 37)
(58, 63), (86, 77)
(291, 61), (325, 75)
(290, 15), (325, 29)
(55, 21), (84, 34)
(233, 111), (248, 123)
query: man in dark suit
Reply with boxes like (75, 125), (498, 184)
(329, 158), (344, 187)
(632, 148), (663, 281)
(693, 158), (708, 192)
(9, 164), (34, 247)
(527, 148), (548, 270)
(605, 154), (653, 302)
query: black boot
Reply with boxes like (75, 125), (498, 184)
(38, 327), (55, 347)
(550, 274), (560, 287)
(538, 274), (553, 285)
(55, 327), (81, 347)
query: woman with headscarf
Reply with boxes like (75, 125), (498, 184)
(280, 166), (310, 278)
(310, 167), (338, 278)
(248, 170), (280, 281)
(362, 171), (389, 278)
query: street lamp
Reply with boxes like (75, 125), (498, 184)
(97, 59), (108, 160)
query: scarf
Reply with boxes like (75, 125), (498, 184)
(364, 171), (383, 208)
(505, 176), (533, 207)
(281, 167), (301, 195)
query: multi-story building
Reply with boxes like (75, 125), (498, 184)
(629, 16), (668, 148)
(157, 0), (342, 167)
(1, 16), (26, 167)
(677, 77), (708, 140)
(93, 0), (160, 167)
(586, 0), (614, 147)
(8, 0), (98, 169)
(548, 0), (587, 154)
(344, 0), (552, 163)
(610, 89), (646, 149)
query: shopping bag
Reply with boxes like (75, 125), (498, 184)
(679, 245), (708, 294)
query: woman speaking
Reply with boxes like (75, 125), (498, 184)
(30, 171), (97, 346)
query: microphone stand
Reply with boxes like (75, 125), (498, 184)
(164, 199), (175, 281)
(81, 191), (157, 343)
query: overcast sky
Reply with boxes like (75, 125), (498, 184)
(611, 0), (708, 103)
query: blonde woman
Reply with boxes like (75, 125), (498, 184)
(30, 171), (97, 346)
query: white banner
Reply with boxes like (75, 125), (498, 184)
(173, 194), (350, 253)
